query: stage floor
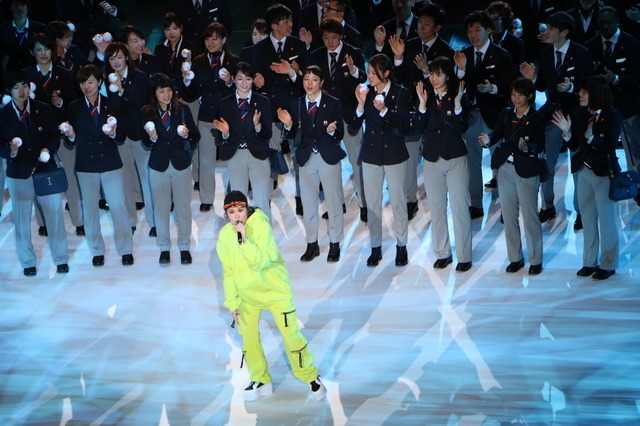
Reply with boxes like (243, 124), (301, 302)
(1, 148), (639, 425)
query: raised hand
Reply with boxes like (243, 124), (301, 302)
(413, 52), (428, 74)
(520, 62), (536, 80)
(373, 25), (386, 47)
(454, 50), (467, 70)
(213, 117), (229, 134)
(276, 108), (292, 127)
(388, 34), (405, 58)
(550, 110), (571, 135)
(252, 109), (262, 127)
(415, 80), (427, 109)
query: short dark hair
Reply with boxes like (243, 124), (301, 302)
(418, 3), (446, 27)
(546, 11), (575, 37)
(582, 75), (613, 110)
(485, 1), (513, 26)
(162, 12), (183, 29)
(45, 21), (71, 41)
(145, 73), (184, 116)
(511, 77), (536, 105)
(30, 33), (53, 52)
(429, 56), (458, 90)
(4, 70), (30, 93)
(76, 64), (103, 85)
(119, 25), (145, 44)
(303, 65), (324, 80)
(598, 6), (618, 19)
(199, 22), (229, 56)
(318, 17), (344, 37)
(265, 3), (292, 28)
(464, 10), (494, 31)
(251, 18), (268, 35)
(234, 62), (255, 79)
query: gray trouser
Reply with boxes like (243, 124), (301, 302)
(118, 138), (154, 227)
(197, 121), (217, 205)
(271, 121), (300, 196)
(77, 169), (133, 256)
(497, 162), (542, 265)
(7, 176), (69, 268)
(362, 161), (408, 247)
(149, 164), (192, 252)
(187, 100), (201, 183)
(57, 142), (83, 226)
(404, 135), (421, 203)
(576, 167), (619, 270)
(300, 153), (344, 243)
(423, 156), (472, 262)
(228, 149), (271, 219)
(342, 123), (365, 208)
(0, 158), (6, 213)
(462, 109), (491, 209)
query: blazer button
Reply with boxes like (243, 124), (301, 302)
(437, 130), (441, 134)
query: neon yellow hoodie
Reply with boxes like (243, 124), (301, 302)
(216, 209), (293, 312)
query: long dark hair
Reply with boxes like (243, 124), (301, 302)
(368, 53), (395, 83)
(143, 73), (184, 119)
(104, 42), (136, 75)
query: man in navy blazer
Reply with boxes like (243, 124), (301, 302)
(520, 11), (594, 224)
(169, 0), (233, 44)
(373, 0), (419, 59)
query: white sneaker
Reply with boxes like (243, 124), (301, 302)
(309, 377), (326, 400)
(243, 381), (273, 401)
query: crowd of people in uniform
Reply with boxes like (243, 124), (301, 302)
(0, 0), (639, 282)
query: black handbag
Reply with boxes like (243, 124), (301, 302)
(269, 148), (289, 175)
(608, 170), (640, 201)
(33, 166), (68, 196)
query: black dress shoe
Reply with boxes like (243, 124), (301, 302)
(38, 226), (48, 236)
(327, 242), (340, 262)
(506, 259), (525, 273)
(455, 261), (472, 272)
(469, 207), (484, 220)
(23, 267), (36, 276)
(573, 214), (583, 231)
(395, 245), (408, 266)
(367, 246), (382, 266)
(433, 255), (453, 269)
(200, 203), (212, 212)
(136, 202), (145, 210)
(159, 251), (170, 264)
(322, 203), (346, 219)
(149, 227), (157, 237)
(193, 181), (200, 191)
(484, 178), (497, 189)
(92, 255), (105, 266)
(76, 225), (85, 236)
(529, 264), (543, 275)
(592, 268), (615, 280)
(56, 264), (69, 273)
(99, 199), (109, 210)
(122, 254), (134, 266)
(300, 242), (320, 261)
(131, 226), (136, 235)
(538, 207), (556, 223)
(360, 207), (368, 223)
(295, 196), (304, 216)
(407, 201), (419, 221)
(577, 266), (598, 276)
(180, 250), (192, 264)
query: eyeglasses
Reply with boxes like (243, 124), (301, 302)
(323, 5), (343, 12)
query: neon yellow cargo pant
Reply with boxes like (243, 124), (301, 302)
(238, 299), (318, 384)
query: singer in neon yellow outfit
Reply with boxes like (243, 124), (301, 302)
(216, 190), (326, 401)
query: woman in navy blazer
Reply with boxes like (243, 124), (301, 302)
(413, 56), (472, 272)
(279, 65), (346, 262)
(46, 21), (90, 78)
(351, 54), (410, 267)
(479, 77), (546, 275)
(183, 22), (237, 212)
(551, 76), (622, 280)
(213, 62), (272, 217)
(142, 73), (200, 265)
(0, 71), (69, 276)
(60, 64), (133, 267)
(105, 42), (154, 236)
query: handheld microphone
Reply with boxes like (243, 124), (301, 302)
(236, 220), (243, 244)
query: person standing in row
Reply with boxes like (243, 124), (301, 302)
(105, 42), (154, 236)
(551, 76), (621, 280)
(183, 22), (236, 212)
(0, 71), (69, 276)
(216, 190), (326, 402)
(413, 57), (472, 272)
(60, 64), (133, 267)
(213, 62), (272, 217)
(142, 73), (200, 265)
(352, 53), (410, 267)
(279, 65), (346, 262)
(479, 77), (545, 275)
